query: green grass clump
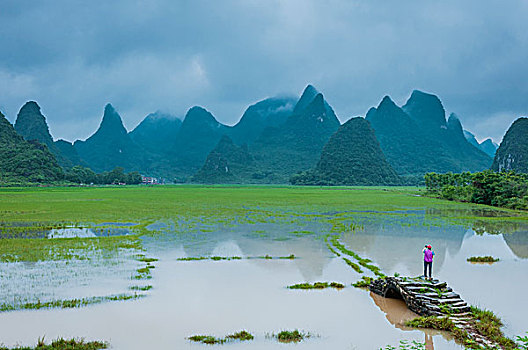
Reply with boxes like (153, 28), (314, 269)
(405, 316), (454, 331)
(188, 331), (254, 344)
(288, 282), (344, 290)
(352, 276), (374, 288)
(225, 330), (254, 341)
(129, 285), (153, 291)
(517, 333), (528, 349)
(188, 335), (224, 344)
(136, 267), (150, 274)
(381, 339), (426, 350)
(470, 306), (516, 348)
(406, 309), (517, 349)
(467, 256), (499, 263)
(329, 282), (345, 289)
(471, 306), (503, 325)
(0, 337), (108, 350)
(343, 257), (363, 273)
(138, 257), (158, 263)
(275, 330), (310, 343)
(177, 257), (208, 261)
(133, 266), (152, 280)
(324, 236), (341, 257)
(330, 236), (385, 276)
(279, 254), (295, 259)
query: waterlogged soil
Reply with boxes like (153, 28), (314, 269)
(0, 209), (527, 349)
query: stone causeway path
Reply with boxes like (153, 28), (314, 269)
(370, 276), (502, 349)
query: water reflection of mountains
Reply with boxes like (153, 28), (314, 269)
(146, 218), (528, 282)
(340, 223), (468, 274)
(503, 231), (528, 258)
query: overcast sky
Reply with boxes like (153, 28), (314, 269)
(1, 0), (527, 143)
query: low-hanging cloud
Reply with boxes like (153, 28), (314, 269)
(0, 0), (527, 142)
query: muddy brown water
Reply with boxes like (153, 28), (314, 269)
(0, 217), (527, 349)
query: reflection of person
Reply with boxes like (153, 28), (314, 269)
(425, 333), (434, 350)
(423, 245), (435, 280)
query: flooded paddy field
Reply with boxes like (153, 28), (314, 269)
(0, 186), (526, 349)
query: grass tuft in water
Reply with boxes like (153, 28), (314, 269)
(188, 331), (254, 345)
(225, 330), (254, 341)
(273, 330), (311, 343)
(352, 276), (374, 288)
(381, 339), (426, 350)
(329, 236), (385, 277)
(0, 337), (108, 350)
(343, 257), (363, 273)
(188, 335), (225, 345)
(288, 282), (344, 290)
(279, 254), (295, 260)
(129, 285), (153, 291)
(132, 266), (152, 280)
(467, 256), (499, 263)
(405, 308), (517, 349)
(137, 256), (158, 263)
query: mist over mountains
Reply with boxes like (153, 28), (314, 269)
(2, 84), (523, 185)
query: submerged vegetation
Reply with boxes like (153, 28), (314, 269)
(380, 339), (426, 350)
(0, 338), (108, 350)
(188, 335), (225, 345)
(0, 235), (142, 263)
(273, 330), (311, 343)
(177, 254), (295, 261)
(287, 282), (344, 290)
(0, 293), (144, 312)
(0, 186), (526, 348)
(188, 331), (254, 345)
(405, 306), (518, 349)
(129, 285), (152, 291)
(352, 276), (374, 288)
(329, 235), (385, 277)
(1, 186), (523, 229)
(225, 331), (254, 341)
(467, 256), (499, 263)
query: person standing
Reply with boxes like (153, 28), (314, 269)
(423, 245), (435, 280)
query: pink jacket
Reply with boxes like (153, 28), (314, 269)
(424, 249), (434, 262)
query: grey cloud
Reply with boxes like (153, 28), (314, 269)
(0, 0), (527, 142)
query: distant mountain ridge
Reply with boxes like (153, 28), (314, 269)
(1, 111), (63, 183)
(129, 111), (182, 155)
(2, 85), (515, 185)
(366, 90), (492, 179)
(192, 85), (340, 183)
(168, 106), (230, 180)
(463, 130), (498, 158)
(291, 117), (400, 185)
(237, 87), (341, 183)
(492, 117), (528, 173)
(229, 96), (296, 145)
(14, 101), (82, 169)
(191, 135), (254, 183)
(74, 104), (148, 173)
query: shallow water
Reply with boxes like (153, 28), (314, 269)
(0, 213), (527, 349)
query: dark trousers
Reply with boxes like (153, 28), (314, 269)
(424, 261), (432, 278)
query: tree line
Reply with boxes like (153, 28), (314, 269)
(425, 170), (528, 210)
(64, 166), (142, 185)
